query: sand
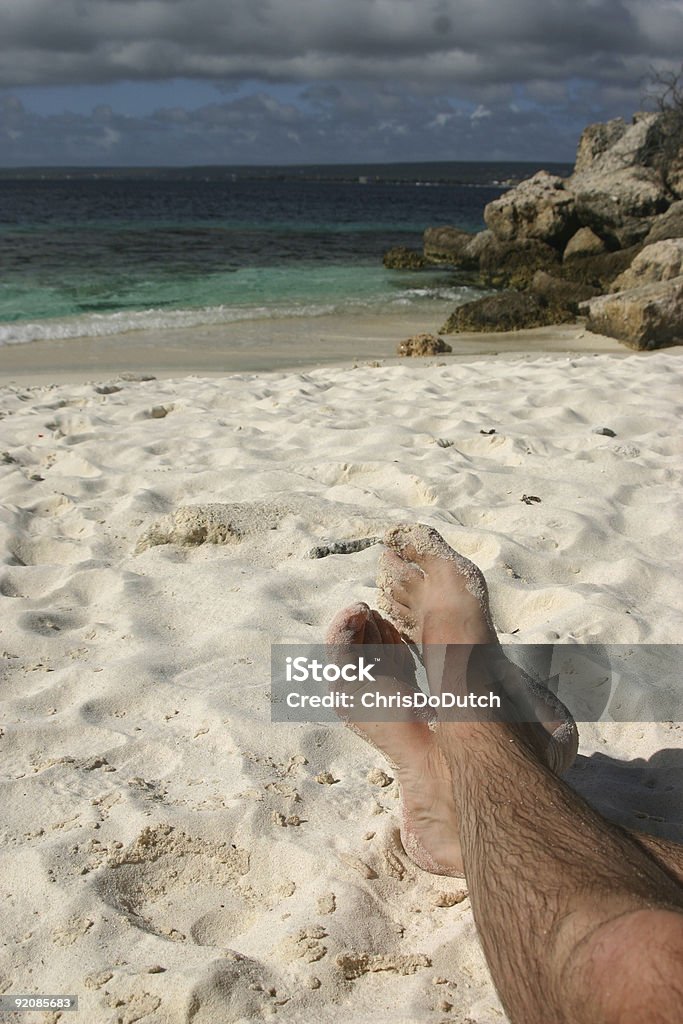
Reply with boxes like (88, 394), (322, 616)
(1, 339), (682, 1023)
(0, 312), (627, 386)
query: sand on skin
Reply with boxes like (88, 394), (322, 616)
(0, 343), (682, 1023)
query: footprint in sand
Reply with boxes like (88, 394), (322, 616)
(185, 954), (284, 1024)
(96, 825), (256, 947)
(19, 609), (87, 636)
(1, 496), (94, 567)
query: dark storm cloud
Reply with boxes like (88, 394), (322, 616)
(1, 0), (681, 88)
(1, 0), (680, 164)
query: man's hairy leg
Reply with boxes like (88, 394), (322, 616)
(628, 830), (683, 885)
(376, 522), (683, 1022)
(437, 717), (683, 1024)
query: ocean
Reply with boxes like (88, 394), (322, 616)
(0, 162), (572, 348)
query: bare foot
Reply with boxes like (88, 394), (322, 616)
(378, 523), (496, 648)
(378, 523), (579, 775)
(326, 602), (464, 875)
(326, 527), (578, 878)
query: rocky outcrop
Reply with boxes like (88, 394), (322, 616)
(476, 235), (560, 288)
(397, 333), (452, 356)
(462, 229), (494, 262)
(478, 113), (673, 259)
(530, 271), (599, 313)
(561, 244), (642, 289)
(668, 152), (683, 200)
(575, 110), (683, 198)
(582, 276), (683, 350)
(423, 226), (475, 265)
(484, 171), (578, 248)
(408, 108), (683, 348)
(573, 118), (635, 174)
(440, 291), (572, 334)
(563, 227), (607, 259)
(610, 239), (683, 291)
(570, 170), (666, 247)
(383, 247), (427, 270)
(645, 200), (683, 243)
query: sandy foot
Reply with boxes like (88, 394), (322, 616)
(327, 525), (579, 876)
(326, 602), (465, 875)
(378, 524), (579, 775)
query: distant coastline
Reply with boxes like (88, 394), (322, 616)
(0, 159), (574, 187)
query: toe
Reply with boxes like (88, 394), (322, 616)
(325, 601), (370, 644)
(384, 523), (452, 566)
(377, 593), (419, 642)
(390, 578), (414, 608)
(383, 524), (423, 564)
(370, 609), (403, 646)
(371, 610), (417, 684)
(363, 613), (383, 645)
(377, 549), (423, 591)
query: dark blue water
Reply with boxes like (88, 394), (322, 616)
(0, 162), (572, 345)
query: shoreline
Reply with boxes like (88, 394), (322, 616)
(0, 309), (637, 385)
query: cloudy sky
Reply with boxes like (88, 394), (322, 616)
(1, 0), (681, 166)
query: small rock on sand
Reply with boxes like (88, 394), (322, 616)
(397, 334), (452, 357)
(367, 768), (393, 787)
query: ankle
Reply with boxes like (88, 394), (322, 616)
(434, 718), (547, 771)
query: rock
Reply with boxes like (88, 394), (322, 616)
(423, 226), (475, 265)
(417, 110), (682, 339)
(367, 768), (393, 787)
(315, 772), (338, 785)
(118, 372), (156, 382)
(563, 227), (607, 259)
(484, 171), (578, 248)
(441, 291), (572, 334)
(571, 168), (667, 246)
(593, 427), (617, 437)
(309, 537), (379, 558)
(668, 155), (683, 200)
(383, 246), (427, 270)
(637, 109), (683, 199)
(432, 890), (468, 908)
(476, 235), (560, 289)
(582, 276), (683, 350)
(645, 200), (683, 243)
(573, 118), (630, 174)
(569, 113), (673, 247)
(562, 245), (642, 289)
(530, 271), (599, 312)
(610, 239), (683, 291)
(463, 229), (495, 261)
(573, 113), (664, 175)
(397, 333), (452, 356)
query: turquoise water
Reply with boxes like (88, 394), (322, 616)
(0, 263), (474, 343)
(0, 163), (571, 346)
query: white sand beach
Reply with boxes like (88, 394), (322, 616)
(1, 342), (682, 1023)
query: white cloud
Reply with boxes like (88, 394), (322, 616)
(428, 112), (454, 128)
